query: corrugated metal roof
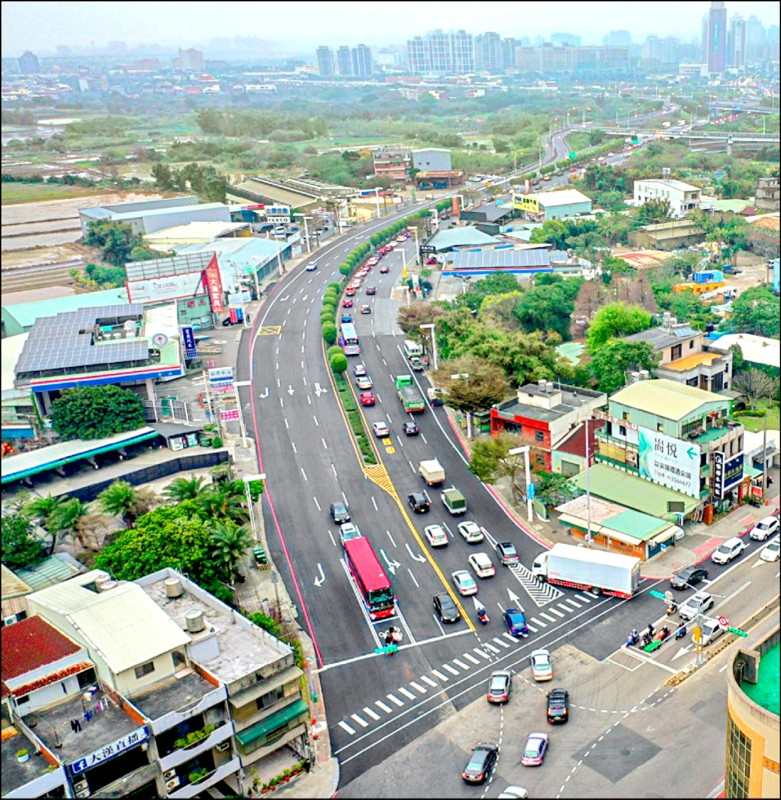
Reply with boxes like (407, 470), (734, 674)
(448, 249), (563, 270)
(427, 226), (498, 251)
(2, 288), (131, 331)
(610, 379), (724, 420)
(531, 188), (591, 207)
(15, 553), (86, 592)
(1, 564), (32, 599)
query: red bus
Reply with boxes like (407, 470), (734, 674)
(343, 536), (395, 620)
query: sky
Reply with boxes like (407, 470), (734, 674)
(2, 1), (779, 56)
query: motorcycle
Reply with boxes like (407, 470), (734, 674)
(675, 625), (687, 640)
(476, 607), (489, 625)
(626, 630), (639, 647)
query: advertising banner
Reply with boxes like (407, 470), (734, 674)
(181, 326), (197, 359)
(638, 427), (701, 498)
(126, 271), (205, 304)
(71, 727), (148, 774)
(204, 254), (225, 313)
(713, 451), (744, 499)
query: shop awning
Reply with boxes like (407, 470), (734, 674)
(235, 699), (308, 746)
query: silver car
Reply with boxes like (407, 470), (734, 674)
(678, 590), (714, 621)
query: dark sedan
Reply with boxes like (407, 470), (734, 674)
(670, 565), (709, 590)
(546, 688), (569, 724)
(433, 593), (461, 623)
(462, 742), (498, 784)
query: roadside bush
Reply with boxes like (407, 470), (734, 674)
(328, 282), (341, 292)
(330, 352), (348, 373)
(327, 345), (344, 360)
(339, 264), (352, 276)
(321, 302), (336, 315)
(322, 323), (337, 344)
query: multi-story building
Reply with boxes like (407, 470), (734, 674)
(18, 50), (40, 74)
(755, 176), (780, 211)
(744, 15), (766, 63)
(406, 29), (475, 75)
(176, 48), (204, 72)
(336, 46), (353, 77)
(643, 36), (681, 70)
(551, 33), (581, 46)
(352, 44), (373, 77)
(407, 36), (430, 73)
(315, 46), (334, 77)
(20, 569), (310, 798)
(500, 37), (519, 69)
(451, 29), (475, 73)
(705, 1), (728, 73)
(633, 179), (702, 218)
(372, 148), (411, 182)
(475, 32), (502, 72)
(513, 188), (592, 222)
(412, 148), (451, 172)
(623, 314), (733, 393)
(595, 378), (746, 512)
(729, 14), (747, 68)
(603, 30), (631, 47)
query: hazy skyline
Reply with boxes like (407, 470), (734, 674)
(2, 1), (779, 56)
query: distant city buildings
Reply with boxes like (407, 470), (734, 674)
(315, 43), (372, 78)
(705, 1), (728, 73)
(17, 50), (40, 74)
(316, 45), (335, 77)
(174, 47), (204, 71)
(603, 30), (631, 47)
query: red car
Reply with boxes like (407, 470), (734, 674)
(380, 266), (389, 273)
(342, 298), (353, 308)
(425, 257), (438, 265)
(360, 391), (375, 406)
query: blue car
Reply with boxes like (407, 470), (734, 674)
(503, 607), (528, 637)
(341, 314), (353, 323)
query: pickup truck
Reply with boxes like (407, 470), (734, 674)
(410, 356), (424, 372)
(442, 486), (466, 515)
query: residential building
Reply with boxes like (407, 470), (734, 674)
(501, 37), (520, 69)
(744, 15), (766, 63)
(490, 381), (607, 471)
(372, 148), (411, 182)
(725, 627), (779, 799)
(406, 29), (474, 75)
(729, 15), (746, 68)
(475, 32), (502, 72)
(18, 50), (40, 74)
(624, 314), (734, 393)
(706, 1), (728, 73)
(451, 29), (475, 74)
(551, 419), (605, 476)
(643, 36), (681, 70)
(513, 188), (593, 222)
(755, 176), (780, 211)
(411, 148), (451, 173)
(633, 179), (702, 218)
(594, 378), (746, 513)
(175, 48), (204, 71)
(335, 46), (353, 77)
(352, 44), (373, 77)
(315, 46), (334, 77)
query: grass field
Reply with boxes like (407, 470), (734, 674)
(1, 182), (104, 205)
(738, 401), (780, 434)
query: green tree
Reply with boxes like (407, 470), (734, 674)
(51, 385), (146, 440)
(469, 433), (530, 501)
(589, 340), (659, 395)
(728, 286), (780, 338)
(634, 198), (671, 225)
(733, 369), (779, 409)
(25, 494), (64, 528)
(197, 485), (249, 525)
(164, 475), (207, 503)
(48, 498), (90, 552)
(210, 520), (253, 585)
(98, 480), (139, 525)
(330, 352), (348, 373)
(151, 163), (174, 190)
(585, 302), (653, 353)
(84, 219), (145, 267)
(729, 343), (745, 373)
(322, 322), (337, 344)
(533, 471), (578, 507)
(513, 277), (583, 340)
(2, 512), (47, 571)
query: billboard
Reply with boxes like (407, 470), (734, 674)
(713, 451), (744, 499)
(204, 254), (225, 313)
(127, 271), (204, 304)
(638, 427), (701, 498)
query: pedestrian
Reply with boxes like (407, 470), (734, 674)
(647, 622), (655, 638)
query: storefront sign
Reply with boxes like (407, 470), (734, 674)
(181, 326), (197, 359)
(638, 427), (700, 498)
(221, 409), (239, 421)
(70, 727), (148, 774)
(204, 254), (225, 313)
(127, 271), (204, 304)
(713, 451), (744, 499)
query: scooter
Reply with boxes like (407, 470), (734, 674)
(626, 631), (639, 647)
(675, 625), (687, 640)
(476, 607), (489, 625)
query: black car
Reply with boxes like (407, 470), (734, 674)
(330, 502), (350, 524)
(670, 565), (709, 590)
(408, 492), (430, 513)
(403, 422), (419, 436)
(433, 592), (461, 623)
(546, 688), (569, 724)
(461, 742), (498, 784)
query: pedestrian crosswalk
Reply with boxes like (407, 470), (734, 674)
(332, 587), (600, 744)
(507, 563), (564, 607)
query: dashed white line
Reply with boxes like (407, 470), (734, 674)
(313, 497), (321, 511)
(300, 467), (308, 482)
(291, 442), (297, 454)
(284, 418), (289, 429)
(407, 568), (419, 588)
(313, 415), (319, 427)
(322, 438), (328, 450)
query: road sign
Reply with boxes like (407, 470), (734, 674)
(649, 590), (666, 599)
(727, 627), (748, 638)
(528, 483), (535, 500)
(718, 616), (729, 626)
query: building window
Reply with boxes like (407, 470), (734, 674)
(134, 661), (155, 679)
(257, 685), (285, 711)
(657, 423), (664, 432)
(671, 344), (682, 360)
(689, 340), (695, 349)
(726, 716), (751, 799)
(622, 412), (630, 421)
(16, 694), (30, 706)
(535, 431), (545, 443)
(619, 426), (627, 437)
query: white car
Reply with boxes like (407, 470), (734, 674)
(339, 522), (361, 544)
(760, 536), (779, 562)
(678, 590), (715, 621)
(424, 524), (449, 548)
(712, 536), (747, 565)
(371, 421), (390, 438)
(749, 516), (779, 541)
(305, 262), (318, 271)
(457, 520), (485, 543)
(530, 649), (553, 681)
(468, 552), (496, 579)
(452, 569), (478, 596)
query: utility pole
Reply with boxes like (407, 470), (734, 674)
(585, 428), (592, 546)
(509, 446), (534, 523)
(761, 416), (768, 502)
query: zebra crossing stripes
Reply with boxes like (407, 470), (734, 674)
(432, 669), (448, 681)
(398, 687), (416, 700)
(526, 624), (537, 633)
(351, 714), (369, 728)
(540, 612), (557, 623)
(421, 675), (438, 687)
(548, 607), (565, 618)
(410, 681), (427, 694)
(507, 562), (564, 607)
(492, 636), (511, 649)
(530, 617), (546, 628)
(474, 647), (492, 660)
(375, 700), (393, 714)
(562, 597), (583, 609)
(484, 642), (500, 653)
(339, 720), (356, 735)
(442, 663), (460, 676)
(502, 633), (517, 643)
(453, 658), (469, 670)
(363, 707), (380, 721)
(387, 693), (404, 707)
(463, 653), (481, 665)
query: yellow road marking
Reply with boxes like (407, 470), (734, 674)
(257, 325), (282, 335)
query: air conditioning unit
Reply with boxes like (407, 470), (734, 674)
(215, 740), (230, 752)
(163, 770), (177, 780)
(166, 777), (181, 791)
(75, 787), (91, 799)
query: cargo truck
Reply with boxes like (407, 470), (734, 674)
(531, 543), (641, 599)
(404, 340), (424, 360)
(442, 486), (467, 515)
(419, 459), (445, 486)
(396, 375), (426, 414)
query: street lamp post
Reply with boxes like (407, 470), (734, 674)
(420, 323), (438, 371)
(509, 446), (534, 522)
(408, 226), (420, 266)
(242, 473), (265, 542)
(293, 213), (313, 254)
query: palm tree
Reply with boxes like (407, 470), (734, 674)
(164, 475), (207, 503)
(48, 499), (90, 553)
(98, 480), (138, 525)
(210, 521), (253, 585)
(198, 485), (249, 524)
(25, 494), (64, 526)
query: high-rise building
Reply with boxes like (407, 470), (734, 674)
(551, 33), (581, 46)
(352, 43), (373, 77)
(603, 30), (631, 47)
(18, 50), (40, 74)
(475, 32), (502, 72)
(407, 36), (431, 73)
(176, 47), (204, 71)
(336, 45), (354, 76)
(406, 29), (474, 75)
(451, 29), (475, 73)
(705, 1), (727, 73)
(745, 15), (766, 62)
(729, 15), (746, 68)
(768, 25), (780, 62)
(316, 45), (335, 77)
(501, 37), (520, 69)
(644, 36), (680, 70)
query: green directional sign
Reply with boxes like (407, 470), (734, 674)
(727, 627), (748, 638)
(569, 152), (577, 159)
(649, 590), (666, 599)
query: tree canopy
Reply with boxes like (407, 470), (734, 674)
(585, 302), (653, 353)
(727, 286), (780, 338)
(2, 513), (46, 571)
(51, 385), (146, 440)
(588, 339), (659, 395)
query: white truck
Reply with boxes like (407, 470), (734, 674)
(532, 543), (641, 599)
(419, 459), (445, 486)
(404, 340), (424, 360)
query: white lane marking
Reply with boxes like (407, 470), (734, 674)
(453, 659), (469, 670)
(484, 643), (499, 653)
(398, 687), (416, 700)
(313, 415), (319, 427)
(576, 593), (592, 603)
(363, 707), (380, 721)
(410, 681), (427, 694)
(421, 675), (438, 687)
(372, 496), (378, 511)
(563, 598), (583, 608)
(474, 647), (491, 660)
(442, 664), (460, 675)
(541, 613), (557, 622)
(492, 637), (511, 649)
(284, 418), (289, 429)
(387, 694), (404, 707)
(339, 720), (355, 735)
(432, 669), (448, 682)
(375, 700), (393, 714)
(351, 714), (369, 728)
(526, 624), (538, 633)
(313, 497), (321, 511)
(291, 442), (298, 454)
(301, 467), (308, 482)
(502, 633), (517, 642)
(463, 653), (480, 665)
(280, 397), (284, 408)
(407, 568), (420, 588)
(548, 607), (565, 618)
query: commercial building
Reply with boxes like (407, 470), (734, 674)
(490, 380), (607, 471)
(729, 14), (747, 68)
(411, 148), (452, 173)
(143, 221), (251, 250)
(632, 179), (703, 219)
(316, 46), (335, 77)
(459, 202), (518, 235)
(513, 188), (592, 222)
(551, 419), (605, 476)
(725, 627), (779, 798)
(442, 247), (575, 278)
(79, 197), (231, 237)
(593, 378), (746, 516)
(705, 1), (728, 73)
(414, 170), (465, 190)
(336, 46), (353, 77)
(352, 44), (373, 77)
(624, 314), (734, 393)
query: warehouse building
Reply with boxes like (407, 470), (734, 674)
(443, 247), (570, 278)
(460, 202), (518, 235)
(512, 188), (592, 222)
(411, 148), (452, 172)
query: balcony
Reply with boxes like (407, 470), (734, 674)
(168, 756), (241, 799)
(147, 684), (228, 736)
(93, 762), (159, 798)
(159, 720), (234, 772)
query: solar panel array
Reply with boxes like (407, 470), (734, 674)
(15, 305), (149, 375)
(448, 249), (555, 269)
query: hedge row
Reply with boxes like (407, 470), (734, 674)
(334, 372), (377, 466)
